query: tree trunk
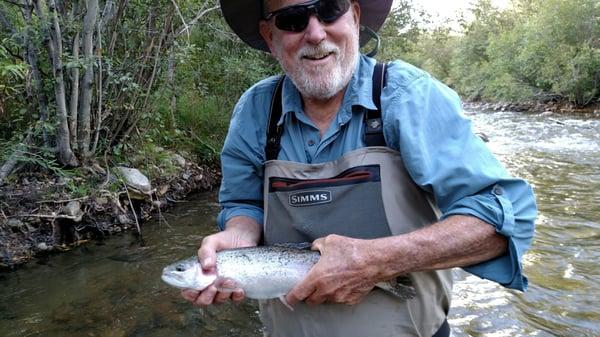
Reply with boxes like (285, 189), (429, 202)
(167, 27), (176, 130)
(91, 0), (111, 155)
(77, 0), (98, 159)
(46, 0), (78, 166)
(107, 0), (127, 57)
(20, 0), (50, 147)
(69, 31), (80, 146)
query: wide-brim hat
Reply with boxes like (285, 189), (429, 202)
(220, 0), (393, 52)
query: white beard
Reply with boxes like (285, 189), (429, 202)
(273, 29), (359, 100)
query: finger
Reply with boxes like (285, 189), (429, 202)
(212, 279), (236, 304)
(194, 285), (218, 306)
(181, 289), (200, 302)
(305, 290), (327, 305)
(214, 290), (232, 305)
(198, 236), (222, 270)
(311, 238), (324, 252)
(231, 289), (245, 303)
(285, 279), (317, 306)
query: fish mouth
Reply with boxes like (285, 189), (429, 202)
(161, 273), (189, 289)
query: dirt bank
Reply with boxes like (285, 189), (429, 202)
(0, 153), (220, 270)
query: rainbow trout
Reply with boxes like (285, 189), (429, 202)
(161, 246), (416, 305)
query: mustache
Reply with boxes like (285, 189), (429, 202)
(297, 41), (340, 59)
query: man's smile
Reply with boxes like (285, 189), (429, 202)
(302, 51), (335, 61)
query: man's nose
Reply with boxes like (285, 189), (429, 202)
(303, 15), (326, 44)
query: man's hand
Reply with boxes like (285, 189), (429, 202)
(181, 216), (261, 306)
(285, 234), (382, 306)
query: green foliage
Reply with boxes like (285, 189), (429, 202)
(378, 0), (426, 62)
(140, 8), (279, 166)
(176, 95), (228, 162)
(0, 39), (28, 139)
(438, 0), (600, 105)
(383, 0), (600, 105)
(8, 143), (66, 177)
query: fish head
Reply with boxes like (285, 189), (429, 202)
(161, 257), (217, 291)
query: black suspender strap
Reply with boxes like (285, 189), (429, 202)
(364, 62), (387, 147)
(265, 63), (388, 160)
(265, 75), (285, 161)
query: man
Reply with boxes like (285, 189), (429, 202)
(182, 0), (537, 336)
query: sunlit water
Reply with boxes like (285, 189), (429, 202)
(0, 109), (599, 336)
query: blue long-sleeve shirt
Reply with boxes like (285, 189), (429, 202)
(217, 55), (537, 291)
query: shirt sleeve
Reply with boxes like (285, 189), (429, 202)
(216, 78), (278, 230)
(382, 62), (537, 291)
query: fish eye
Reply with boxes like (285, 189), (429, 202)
(176, 264), (186, 272)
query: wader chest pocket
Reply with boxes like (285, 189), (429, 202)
(266, 165), (391, 243)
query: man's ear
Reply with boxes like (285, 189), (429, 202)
(259, 21), (275, 54)
(351, 1), (361, 26)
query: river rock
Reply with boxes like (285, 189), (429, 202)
(7, 218), (24, 229)
(117, 214), (133, 225)
(37, 242), (49, 251)
(540, 111), (554, 116)
(115, 167), (152, 195)
(94, 196), (109, 206)
(172, 154), (186, 167)
(63, 201), (83, 220)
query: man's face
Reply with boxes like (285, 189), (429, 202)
(259, 0), (361, 100)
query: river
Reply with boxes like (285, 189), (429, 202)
(0, 109), (599, 336)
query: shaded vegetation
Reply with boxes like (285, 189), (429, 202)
(386, 0), (600, 106)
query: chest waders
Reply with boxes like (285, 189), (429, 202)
(260, 64), (452, 337)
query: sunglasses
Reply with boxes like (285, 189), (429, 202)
(263, 0), (351, 32)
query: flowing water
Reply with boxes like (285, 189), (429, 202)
(0, 109), (599, 337)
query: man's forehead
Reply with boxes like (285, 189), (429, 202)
(264, 0), (308, 12)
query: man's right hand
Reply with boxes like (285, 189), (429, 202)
(181, 216), (262, 306)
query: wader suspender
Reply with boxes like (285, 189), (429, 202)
(265, 63), (387, 161)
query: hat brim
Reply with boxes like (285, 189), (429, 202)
(220, 0), (393, 52)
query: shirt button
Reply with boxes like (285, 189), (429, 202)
(307, 139), (315, 146)
(492, 186), (504, 195)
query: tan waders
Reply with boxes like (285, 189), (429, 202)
(261, 146), (453, 337)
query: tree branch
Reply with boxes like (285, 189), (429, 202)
(175, 5), (219, 38)
(0, 0), (26, 8)
(170, 0), (189, 40)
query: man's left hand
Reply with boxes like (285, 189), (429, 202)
(285, 234), (382, 306)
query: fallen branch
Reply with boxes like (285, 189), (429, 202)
(17, 213), (83, 221)
(36, 196), (90, 204)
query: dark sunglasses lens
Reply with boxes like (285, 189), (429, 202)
(317, 0), (350, 23)
(275, 7), (310, 32)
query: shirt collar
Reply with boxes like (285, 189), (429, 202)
(277, 54), (378, 126)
